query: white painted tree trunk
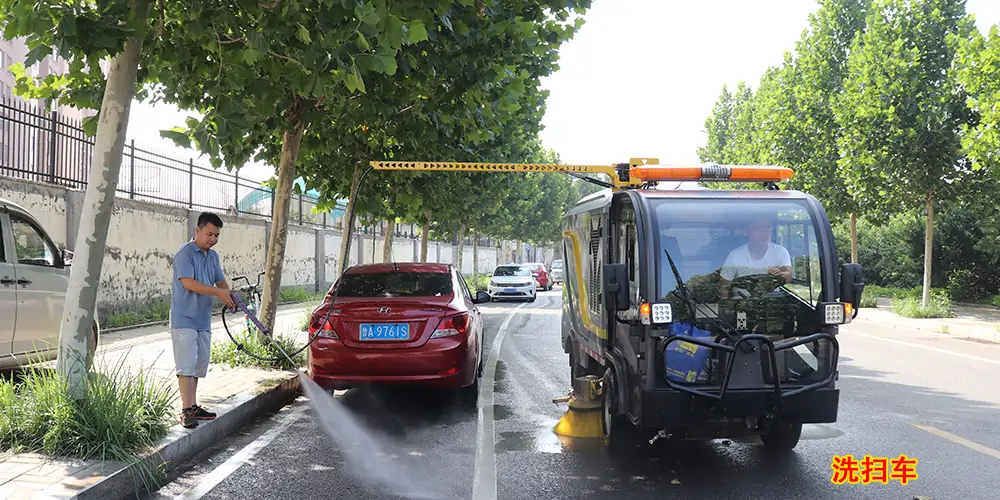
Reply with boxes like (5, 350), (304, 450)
(922, 195), (934, 308)
(383, 218), (396, 263)
(472, 229), (479, 276)
(57, 36), (145, 398)
(456, 222), (467, 275)
(259, 121), (306, 336)
(420, 213), (430, 262)
(339, 163), (361, 273)
(850, 212), (858, 264)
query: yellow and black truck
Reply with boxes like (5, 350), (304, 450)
(559, 159), (864, 452)
(365, 158), (864, 453)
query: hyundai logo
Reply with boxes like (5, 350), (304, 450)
(377, 306), (392, 314)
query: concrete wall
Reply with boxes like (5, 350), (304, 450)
(1, 177), (553, 321)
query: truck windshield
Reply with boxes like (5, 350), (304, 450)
(650, 198), (826, 322)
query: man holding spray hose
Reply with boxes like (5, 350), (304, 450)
(169, 212), (236, 429)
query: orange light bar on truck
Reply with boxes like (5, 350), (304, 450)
(630, 164), (794, 183)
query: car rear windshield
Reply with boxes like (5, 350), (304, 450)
(493, 266), (530, 277)
(334, 272), (453, 297)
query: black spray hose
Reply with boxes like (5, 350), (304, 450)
(222, 290), (329, 365)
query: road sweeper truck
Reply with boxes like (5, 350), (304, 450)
(364, 158), (864, 453)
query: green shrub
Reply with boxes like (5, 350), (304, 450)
(891, 293), (956, 319)
(0, 352), (175, 491)
(103, 299), (171, 329)
(278, 287), (314, 303)
(465, 274), (491, 293)
(211, 327), (306, 371)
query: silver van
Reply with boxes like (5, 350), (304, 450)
(1, 198), (98, 370)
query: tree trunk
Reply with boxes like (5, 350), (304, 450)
(259, 120), (306, 337)
(850, 212), (858, 264)
(456, 222), (467, 275)
(420, 212), (430, 262)
(922, 194), (934, 308)
(339, 162), (361, 273)
(473, 229), (479, 276)
(57, 36), (144, 399)
(383, 218), (396, 263)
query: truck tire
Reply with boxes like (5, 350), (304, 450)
(602, 367), (640, 453)
(760, 421), (802, 452)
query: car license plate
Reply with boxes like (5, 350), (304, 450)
(504, 287), (516, 293)
(359, 323), (410, 341)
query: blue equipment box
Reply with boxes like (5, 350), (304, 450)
(664, 322), (714, 383)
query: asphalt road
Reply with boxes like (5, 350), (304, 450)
(147, 290), (1000, 500)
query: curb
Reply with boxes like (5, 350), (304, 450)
(857, 308), (1000, 344)
(65, 373), (303, 500)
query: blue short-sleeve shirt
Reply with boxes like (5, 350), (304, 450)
(169, 241), (225, 330)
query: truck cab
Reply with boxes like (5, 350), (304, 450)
(562, 177), (864, 452)
(0, 198), (98, 371)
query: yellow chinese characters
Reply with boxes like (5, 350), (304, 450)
(831, 454), (918, 485)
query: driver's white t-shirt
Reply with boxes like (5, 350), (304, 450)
(720, 242), (791, 281)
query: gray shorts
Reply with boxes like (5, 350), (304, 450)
(171, 328), (212, 378)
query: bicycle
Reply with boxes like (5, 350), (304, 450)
(231, 271), (265, 334)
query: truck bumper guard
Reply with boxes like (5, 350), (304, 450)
(661, 332), (839, 402)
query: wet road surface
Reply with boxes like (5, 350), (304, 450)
(148, 290), (1000, 499)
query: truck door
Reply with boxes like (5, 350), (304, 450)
(9, 212), (66, 355)
(0, 212), (16, 356)
(610, 196), (641, 353)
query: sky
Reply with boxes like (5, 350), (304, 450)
(124, 0), (1000, 183)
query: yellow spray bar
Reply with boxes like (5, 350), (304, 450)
(368, 158), (661, 190)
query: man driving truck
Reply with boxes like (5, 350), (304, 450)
(719, 217), (792, 298)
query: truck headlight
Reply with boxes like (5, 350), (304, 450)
(639, 302), (673, 325)
(822, 303), (853, 325)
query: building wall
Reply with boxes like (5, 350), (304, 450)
(0, 177), (551, 322)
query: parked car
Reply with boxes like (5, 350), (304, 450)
(1, 198), (99, 371)
(550, 259), (563, 285)
(487, 264), (537, 302)
(306, 263), (489, 404)
(524, 262), (552, 291)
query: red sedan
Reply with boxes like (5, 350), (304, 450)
(306, 263), (490, 403)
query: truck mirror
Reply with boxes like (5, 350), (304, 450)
(603, 263), (630, 311)
(840, 263), (864, 314)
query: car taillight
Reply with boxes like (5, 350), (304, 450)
(310, 309), (340, 339)
(432, 313), (470, 339)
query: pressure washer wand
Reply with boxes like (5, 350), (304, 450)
(227, 291), (300, 369)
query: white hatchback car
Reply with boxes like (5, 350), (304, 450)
(487, 264), (537, 302)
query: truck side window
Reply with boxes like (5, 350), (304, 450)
(10, 215), (56, 267)
(617, 201), (639, 303)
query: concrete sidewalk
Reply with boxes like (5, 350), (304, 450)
(0, 302), (315, 500)
(856, 302), (1000, 344)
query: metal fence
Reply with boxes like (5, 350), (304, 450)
(0, 94), (347, 227)
(0, 95), (503, 244)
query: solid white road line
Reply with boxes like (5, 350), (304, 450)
(173, 404), (308, 500)
(849, 331), (1000, 366)
(471, 301), (529, 500)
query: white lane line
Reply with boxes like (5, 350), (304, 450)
(471, 301), (529, 500)
(173, 404), (308, 500)
(849, 331), (1000, 366)
(909, 423), (1000, 461)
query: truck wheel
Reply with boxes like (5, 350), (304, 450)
(602, 368), (639, 453)
(760, 421), (802, 452)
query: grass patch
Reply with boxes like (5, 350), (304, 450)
(103, 300), (171, 329)
(891, 293), (956, 319)
(464, 273), (490, 293)
(0, 351), (175, 492)
(279, 287), (324, 303)
(211, 327), (306, 371)
(990, 295), (1000, 308)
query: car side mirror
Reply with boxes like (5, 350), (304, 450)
(840, 263), (864, 316)
(603, 263), (630, 311)
(61, 248), (73, 267)
(473, 291), (491, 304)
